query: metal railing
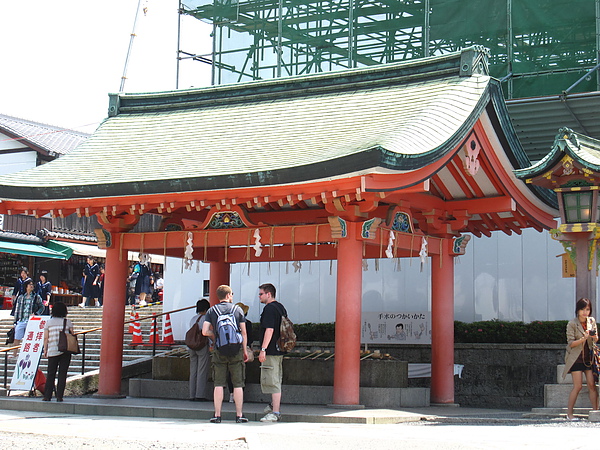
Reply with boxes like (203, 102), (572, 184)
(125, 304), (195, 356)
(1, 304), (196, 389)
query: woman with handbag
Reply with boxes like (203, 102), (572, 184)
(42, 302), (74, 402)
(188, 298), (210, 401)
(563, 297), (599, 420)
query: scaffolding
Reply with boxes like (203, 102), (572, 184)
(179, 0), (600, 99)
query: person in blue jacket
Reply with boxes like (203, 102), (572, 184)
(36, 270), (52, 315)
(79, 256), (100, 308)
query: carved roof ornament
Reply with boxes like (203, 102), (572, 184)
(555, 127), (581, 152)
(561, 157), (575, 177)
(464, 138), (481, 176)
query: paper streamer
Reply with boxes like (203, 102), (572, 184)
(253, 228), (263, 257)
(385, 230), (395, 258)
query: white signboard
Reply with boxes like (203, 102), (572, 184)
(361, 311), (431, 345)
(10, 316), (50, 391)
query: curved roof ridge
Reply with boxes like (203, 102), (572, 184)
(515, 127), (600, 179)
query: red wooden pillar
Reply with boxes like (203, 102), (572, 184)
(333, 221), (362, 405)
(96, 237), (129, 397)
(209, 250), (230, 306)
(430, 238), (455, 404)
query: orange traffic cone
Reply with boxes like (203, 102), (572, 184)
(161, 313), (174, 344)
(131, 316), (143, 345)
(128, 310), (137, 334)
(148, 315), (159, 344)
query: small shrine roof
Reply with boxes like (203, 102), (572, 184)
(1, 47), (511, 201)
(514, 128), (600, 185)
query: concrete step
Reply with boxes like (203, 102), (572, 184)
(524, 407), (596, 420)
(544, 383), (599, 408)
(130, 379), (430, 408)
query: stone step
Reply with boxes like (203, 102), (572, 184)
(524, 407), (594, 419)
(129, 379), (430, 408)
(544, 383), (599, 408)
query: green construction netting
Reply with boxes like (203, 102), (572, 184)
(181, 0), (599, 97)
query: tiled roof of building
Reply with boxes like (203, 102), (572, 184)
(0, 47), (545, 206)
(0, 113), (89, 157)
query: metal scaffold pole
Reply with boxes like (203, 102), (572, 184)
(119, 0), (145, 93)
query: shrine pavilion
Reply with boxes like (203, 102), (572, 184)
(0, 46), (558, 405)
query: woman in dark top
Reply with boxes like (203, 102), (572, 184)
(133, 255), (152, 306)
(11, 267), (31, 313)
(79, 256), (100, 308)
(563, 297), (599, 420)
(36, 270), (52, 315)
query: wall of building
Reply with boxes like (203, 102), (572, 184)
(292, 342), (565, 409)
(0, 150), (37, 175)
(164, 227), (580, 340)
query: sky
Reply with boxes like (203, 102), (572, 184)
(0, 1), (212, 134)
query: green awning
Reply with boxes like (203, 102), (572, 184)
(0, 240), (73, 260)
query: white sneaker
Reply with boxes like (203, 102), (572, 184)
(260, 412), (281, 422)
(263, 403), (273, 413)
(95, 300), (100, 307)
(139, 300), (147, 307)
(78, 302), (85, 308)
(229, 393), (234, 403)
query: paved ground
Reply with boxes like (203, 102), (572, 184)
(0, 407), (598, 450)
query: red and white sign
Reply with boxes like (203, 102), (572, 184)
(10, 316), (50, 391)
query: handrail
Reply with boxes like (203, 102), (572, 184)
(2, 304), (196, 388)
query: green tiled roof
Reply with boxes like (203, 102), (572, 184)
(515, 128), (600, 179)
(0, 47), (526, 201)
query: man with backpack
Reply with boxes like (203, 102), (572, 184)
(202, 285), (249, 423)
(258, 283), (288, 422)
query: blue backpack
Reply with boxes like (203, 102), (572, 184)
(214, 304), (243, 356)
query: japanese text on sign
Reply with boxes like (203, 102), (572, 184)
(361, 311), (431, 345)
(10, 316), (50, 391)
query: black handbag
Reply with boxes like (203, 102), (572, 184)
(5, 327), (15, 345)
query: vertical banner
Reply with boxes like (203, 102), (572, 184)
(10, 316), (50, 391)
(361, 312), (431, 344)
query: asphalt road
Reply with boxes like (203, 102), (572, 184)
(1, 409), (599, 450)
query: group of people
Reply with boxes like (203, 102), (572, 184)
(188, 282), (286, 423)
(10, 261), (599, 419)
(10, 266), (74, 402)
(126, 254), (163, 307)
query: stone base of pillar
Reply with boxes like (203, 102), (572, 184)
(430, 402), (461, 407)
(93, 393), (126, 399)
(327, 403), (365, 409)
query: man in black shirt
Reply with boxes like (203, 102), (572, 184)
(258, 283), (287, 422)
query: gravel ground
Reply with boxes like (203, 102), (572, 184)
(0, 431), (249, 450)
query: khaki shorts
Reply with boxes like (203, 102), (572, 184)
(211, 347), (245, 388)
(260, 355), (283, 394)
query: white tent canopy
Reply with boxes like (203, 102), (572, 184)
(57, 241), (165, 265)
